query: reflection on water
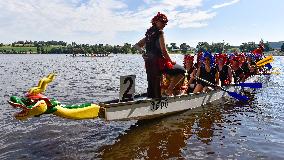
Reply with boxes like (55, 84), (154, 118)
(0, 54), (284, 159)
(99, 100), (241, 159)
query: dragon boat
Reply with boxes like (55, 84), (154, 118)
(7, 72), (261, 121)
(7, 54), (274, 121)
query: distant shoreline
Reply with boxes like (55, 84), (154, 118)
(1, 40), (283, 55)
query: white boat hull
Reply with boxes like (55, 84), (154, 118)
(99, 76), (258, 121)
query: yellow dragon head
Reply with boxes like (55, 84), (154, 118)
(8, 97), (48, 120)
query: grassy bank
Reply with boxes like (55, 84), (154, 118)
(0, 46), (37, 52)
(0, 45), (65, 53)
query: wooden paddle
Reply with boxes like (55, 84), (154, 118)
(195, 76), (249, 102)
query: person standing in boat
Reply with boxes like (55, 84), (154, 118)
(193, 52), (220, 93)
(215, 53), (233, 86)
(252, 40), (265, 62)
(134, 12), (174, 99)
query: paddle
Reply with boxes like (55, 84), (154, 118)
(235, 82), (262, 88)
(195, 76), (249, 102)
(256, 55), (274, 67)
(265, 63), (272, 70)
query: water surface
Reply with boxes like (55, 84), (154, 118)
(0, 54), (283, 159)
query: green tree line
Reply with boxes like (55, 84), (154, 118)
(0, 40), (278, 54)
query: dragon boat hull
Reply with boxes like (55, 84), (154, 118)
(7, 74), (260, 121)
(98, 75), (258, 121)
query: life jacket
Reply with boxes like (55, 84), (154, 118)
(252, 48), (263, 55)
(218, 64), (230, 85)
(199, 65), (217, 85)
(241, 62), (251, 77)
(145, 26), (173, 71)
(145, 26), (163, 57)
(232, 67), (244, 83)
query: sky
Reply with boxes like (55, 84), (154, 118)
(0, 0), (283, 47)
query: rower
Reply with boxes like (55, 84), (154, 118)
(193, 52), (220, 93)
(183, 54), (197, 93)
(161, 63), (186, 96)
(252, 40), (265, 63)
(243, 53), (257, 78)
(215, 53), (233, 86)
(230, 56), (245, 83)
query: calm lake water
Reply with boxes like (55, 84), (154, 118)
(0, 54), (283, 160)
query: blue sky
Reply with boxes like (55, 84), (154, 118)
(0, 0), (283, 47)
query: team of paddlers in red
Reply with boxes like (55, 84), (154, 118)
(160, 44), (270, 96)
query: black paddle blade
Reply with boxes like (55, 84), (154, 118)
(227, 91), (249, 102)
(237, 82), (262, 88)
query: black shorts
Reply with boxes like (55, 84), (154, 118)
(164, 64), (186, 76)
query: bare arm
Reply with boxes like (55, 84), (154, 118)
(215, 71), (221, 86)
(228, 66), (234, 84)
(196, 67), (201, 78)
(159, 32), (172, 62)
(134, 38), (146, 53)
(134, 38), (148, 60)
(188, 69), (197, 85)
(136, 38), (146, 47)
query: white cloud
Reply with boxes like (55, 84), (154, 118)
(145, 0), (203, 9)
(174, 11), (216, 28)
(0, 0), (232, 44)
(212, 0), (240, 9)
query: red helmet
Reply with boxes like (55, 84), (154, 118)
(230, 56), (240, 65)
(215, 53), (227, 64)
(184, 54), (194, 62)
(151, 12), (168, 25)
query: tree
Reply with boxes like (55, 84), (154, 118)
(223, 43), (230, 52)
(37, 46), (40, 54)
(121, 43), (132, 54)
(170, 43), (179, 52)
(112, 45), (120, 54)
(41, 47), (45, 54)
(180, 43), (190, 54)
(196, 42), (209, 52)
(166, 44), (171, 52)
(210, 42), (224, 53)
(239, 42), (257, 52)
(131, 46), (138, 54)
(281, 43), (284, 52)
(263, 41), (271, 52)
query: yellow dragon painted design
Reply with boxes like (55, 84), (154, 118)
(7, 73), (100, 120)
